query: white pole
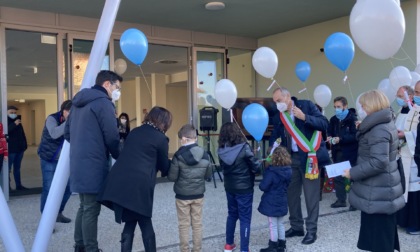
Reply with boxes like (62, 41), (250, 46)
(0, 189), (25, 252)
(31, 0), (122, 251)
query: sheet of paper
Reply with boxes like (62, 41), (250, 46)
(325, 161), (351, 178)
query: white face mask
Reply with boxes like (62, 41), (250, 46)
(120, 119), (127, 124)
(8, 113), (17, 119)
(358, 108), (367, 120)
(112, 89), (121, 102)
(276, 102), (288, 112)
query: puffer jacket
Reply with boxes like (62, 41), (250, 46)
(349, 108), (405, 214)
(218, 143), (260, 194)
(168, 143), (212, 199)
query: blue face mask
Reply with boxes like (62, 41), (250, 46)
(396, 97), (407, 107)
(414, 96), (420, 106)
(335, 108), (349, 120)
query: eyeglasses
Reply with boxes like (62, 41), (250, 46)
(110, 81), (120, 91)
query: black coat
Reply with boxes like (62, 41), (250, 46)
(258, 165), (291, 217)
(7, 116), (27, 153)
(98, 124), (171, 220)
(328, 111), (358, 165)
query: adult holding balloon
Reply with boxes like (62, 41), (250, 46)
(270, 87), (330, 245)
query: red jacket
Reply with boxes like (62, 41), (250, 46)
(0, 123), (8, 157)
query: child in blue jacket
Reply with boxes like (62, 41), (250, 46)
(258, 146), (292, 252)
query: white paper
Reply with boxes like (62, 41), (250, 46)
(325, 161), (351, 178)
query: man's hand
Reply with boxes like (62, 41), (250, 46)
(397, 130), (405, 139)
(343, 169), (351, 179)
(14, 119), (21, 125)
(293, 106), (305, 121)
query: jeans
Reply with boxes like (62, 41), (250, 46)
(176, 198), (204, 252)
(40, 159), (71, 213)
(225, 192), (253, 252)
(8, 151), (24, 187)
(74, 194), (101, 252)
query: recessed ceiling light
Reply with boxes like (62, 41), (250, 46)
(205, 2), (225, 11)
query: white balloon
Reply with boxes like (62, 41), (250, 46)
(252, 47), (278, 79)
(414, 64), (420, 75)
(350, 0), (405, 60)
(389, 66), (412, 90)
(214, 79), (238, 109)
(411, 72), (420, 87)
(114, 58), (127, 75)
(377, 78), (396, 103)
(355, 93), (363, 112)
(313, 84), (332, 108)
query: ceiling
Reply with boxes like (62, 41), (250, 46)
(0, 0), (358, 38)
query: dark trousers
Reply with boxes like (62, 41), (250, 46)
(333, 151), (347, 202)
(74, 194), (101, 252)
(8, 151), (24, 187)
(288, 153), (320, 233)
(225, 192), (253, 252)
(123, 215), (156, 251)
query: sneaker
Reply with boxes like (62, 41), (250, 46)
(56, 213), (71, 223)
(224, 243), (237, 252)
(406, 227), (420, 235)
(330, 200), (347, 208)
(349, 205), (357, 211)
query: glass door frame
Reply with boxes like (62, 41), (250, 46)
(191, 47), (226, 128)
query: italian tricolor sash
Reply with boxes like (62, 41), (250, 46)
(279, 112), (322, 180)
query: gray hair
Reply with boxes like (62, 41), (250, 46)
(273, 87), (290, 97)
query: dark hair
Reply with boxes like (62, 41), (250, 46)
(218, 122), (246, 148)
(119, 112), (130, 132)
(95, 70), (123, 86)
(178, 124), (197, 139)
(333, 96), (348, 106)
(143, 106), (172, 133)
(60, 100), (72, 112)
(271, 146), (292, 166)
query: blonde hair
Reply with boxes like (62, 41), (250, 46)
(359, 90), (390, 114)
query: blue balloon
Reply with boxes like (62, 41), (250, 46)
(242, 103), (269, 141)
(120, 28), (149, 65)
(324, 32), (355, 72)
(295, 61), (311, 82)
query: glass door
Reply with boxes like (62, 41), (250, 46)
(66, 34), (110, 97)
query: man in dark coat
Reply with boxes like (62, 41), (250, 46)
(327, 96), (358, 209)
(7, 105), (28, 190)
(64, 70), (121, 252)
(271, 87), (330, 245)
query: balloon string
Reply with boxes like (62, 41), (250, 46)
(138, 66), (152, 96)
(347, 79), (356, 108)
(303, 82), (309, 99)
(232, 114), (249, 143)
(396, 47), (416, 67)
(266, 79), (277, 91)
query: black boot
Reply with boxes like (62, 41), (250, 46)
(121, 233), (134, 252)
(73, 244), (85, 252)
(278, 239), (286, 252)
(260, 240), (278, 252)
(143, 235), (156, 252)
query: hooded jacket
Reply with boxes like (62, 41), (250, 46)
(64, 85), (120, 194)
(258, 165), (292, 217)
(168, 143), (212, 199)
(349, 108), (405, 214)
(218, 143), (260, 194)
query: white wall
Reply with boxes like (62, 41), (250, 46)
(257, 0), (417, 118)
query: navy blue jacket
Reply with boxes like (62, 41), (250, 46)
(269, 99), (331, 169)
(328, 111), (358, 165)
(258, 165), (292, 217)
(64, 85), (120, 194)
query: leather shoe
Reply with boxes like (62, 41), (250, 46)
(285, 228), (304, 238)
(330, 200), (347, 208)
(301, 232), (317, 245)
(56, 212), (71, 223)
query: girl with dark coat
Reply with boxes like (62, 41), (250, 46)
(98, 106), (172, 252)
(258, 146), (292, 252)
(217, 122), (260, 252)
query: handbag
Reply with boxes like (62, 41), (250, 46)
(397, 157), (406, 194)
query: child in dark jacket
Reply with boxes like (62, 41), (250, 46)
(258, 146), (292, 252)
(218, 122), (261, 252)
(168, 124), (212, 252)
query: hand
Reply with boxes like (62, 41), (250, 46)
(397, 130), (405, 139)
(292, 106), (305, 121)
(355, 121), (361, 129)
(343, 169), (351, 179)
(14, 119), (21, 125)
(326, 136), (332, 142)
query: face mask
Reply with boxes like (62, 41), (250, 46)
(396, 97), (407, 107)
(276, 102), (287, 112)
(414, 96), (420, 106)
(8, 114), (17, 120)
(120, 119), (127, 124)
(112, 89), (121, 102)
(335, 108), (349, 121)
(358, 108), (367, 120)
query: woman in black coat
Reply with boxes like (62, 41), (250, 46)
(98, 106), (172, 252)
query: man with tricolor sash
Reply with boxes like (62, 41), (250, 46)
(270, 87), (331, 245)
